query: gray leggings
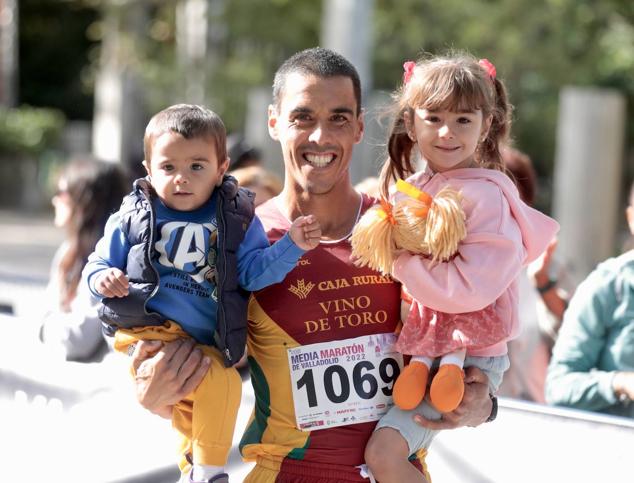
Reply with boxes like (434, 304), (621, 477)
(375, 354), (510, 454)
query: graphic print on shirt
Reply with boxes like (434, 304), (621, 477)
(154, 220), (219, 301)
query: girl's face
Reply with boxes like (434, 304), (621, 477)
(406, 107), (491, 173)
(52, 179), (73, 229)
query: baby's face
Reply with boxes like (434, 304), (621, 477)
(144, 132), (228, 211)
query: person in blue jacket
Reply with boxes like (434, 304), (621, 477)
(84, 104), (321, 483)
(546, 180), (634, 417)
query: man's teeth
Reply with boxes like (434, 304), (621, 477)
(305, 154), (333, 167)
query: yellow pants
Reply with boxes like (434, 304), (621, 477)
(115, 321), (242, 468)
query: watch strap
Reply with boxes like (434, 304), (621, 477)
(537, 279), (557, 294)
(486, 394), (498, 422)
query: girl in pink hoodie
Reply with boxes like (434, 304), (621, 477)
(360, 54), (559, 482)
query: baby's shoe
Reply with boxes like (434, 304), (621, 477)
(429, 364), (464, 413)
(393, 361), (429, 410)
(189, 470), (229, 483)
(207, 475), (229, 483)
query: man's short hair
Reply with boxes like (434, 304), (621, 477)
(272, 47), (362, 115)
(144, 104), (227, 164)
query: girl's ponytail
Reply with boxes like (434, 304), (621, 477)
(478, 77), (511, 171)
(379, 110), (417, 198)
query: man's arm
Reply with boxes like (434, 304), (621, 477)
(413, 366), (492, 429)
(131, 338), (211, 418)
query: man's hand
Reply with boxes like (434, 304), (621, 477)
(289, 214), (322, 250)
(95, 267), (129, 298)
(131, 338), (211, 419)
(413, 366), (491, 429)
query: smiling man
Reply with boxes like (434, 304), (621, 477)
(130, 49), (495, 483)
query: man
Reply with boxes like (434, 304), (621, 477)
(131, 47), (494, 483)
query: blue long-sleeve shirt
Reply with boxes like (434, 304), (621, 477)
(545, 250), (634, 417)
(85, 194), (304, 345)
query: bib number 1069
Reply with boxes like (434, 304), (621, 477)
(288, 334), (403, 430)
(296, 358), (400, 408)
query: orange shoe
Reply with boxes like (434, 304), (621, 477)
(429, 364), (464, 413)
(393, 362), (429, 410)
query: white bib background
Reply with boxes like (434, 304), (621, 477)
(287, 333), (403, 431)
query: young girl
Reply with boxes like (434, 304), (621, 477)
(358, 54), (559, 481)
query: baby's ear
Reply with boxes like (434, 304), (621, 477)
(142, 160), (151, 176)
(216, 158), (230, 186)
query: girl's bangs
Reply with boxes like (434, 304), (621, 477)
(410, 67), (487, 112)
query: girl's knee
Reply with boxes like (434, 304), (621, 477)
(364, 433), (382, 467)
(365, 427), (408, 470)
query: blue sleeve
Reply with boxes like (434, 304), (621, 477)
(83, 212), (131, 299)
(545, 266), (618, 410)
(237, 215), (305, 291)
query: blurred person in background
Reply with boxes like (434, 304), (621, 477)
(39, 157), (128, 361)
(545, 179), (634, 417)
(230, 165), (282, 207)
(497, 145), (569, 402)
(227, 133), (262, 171)
(354, 176), (381, 198)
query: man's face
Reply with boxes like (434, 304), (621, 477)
(268, 73), (364, 196)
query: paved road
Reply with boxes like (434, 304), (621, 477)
(0, 208), (61, 280)
(0, 208), (61, 315)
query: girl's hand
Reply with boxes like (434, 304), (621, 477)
(289, 214), (322, 250)
(131, 338), (211, 419)
(95, 267), (129, 298)
(413, 366), (491, 429)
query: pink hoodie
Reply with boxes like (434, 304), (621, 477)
(393, 167), (560, 357)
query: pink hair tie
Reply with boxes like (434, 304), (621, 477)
(478, 58), (496, 80)
(403, 61), (416, 84)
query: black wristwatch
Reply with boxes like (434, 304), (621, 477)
(485, 394), (498, 423)
(537, 278), (557, 294)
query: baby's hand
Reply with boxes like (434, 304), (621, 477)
(289, 215), (322, 251)
(95, 268), (129, 298)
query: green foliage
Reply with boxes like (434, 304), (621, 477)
(0, 106), (65, 157)
(114, 0), (633, 178)
(373, 0), (634, 180)
(134, 0), (321, 131)
(20, 0), (634, 185)
(19, 0), (99, 120)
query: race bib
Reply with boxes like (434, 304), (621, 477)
(287, 333), (403, 431)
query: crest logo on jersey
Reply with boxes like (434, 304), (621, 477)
(288, 279), (315, 299)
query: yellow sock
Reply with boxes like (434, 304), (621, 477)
(429, 364), (464, 413)
(393, 361), (429, 410)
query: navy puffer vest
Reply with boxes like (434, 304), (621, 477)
(100, 175), (254, 367)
